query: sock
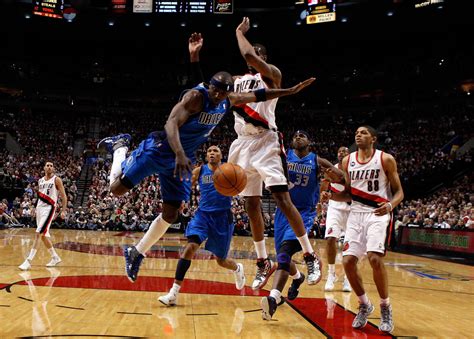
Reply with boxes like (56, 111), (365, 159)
(254, 240), (267, 259)
(297, 234), (313, 254)
(290, 270), (301, 280)
(27, 249), (37, 261)
(357, 293), (370, 305)
(109, 147), (128, 184)
(136, 214), (170, 254)
(380, 297), (390, 306)
(48, 247), (58, 258)
(171, 283), (181, 295)
(270, 289), (282, 304)
(328, 264), (336, 275)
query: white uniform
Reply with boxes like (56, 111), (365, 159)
(324, 163), (350, 239)
(36, 175), (58, 237)
(343, 150), (393, 258)
(229, 73), (287, 196)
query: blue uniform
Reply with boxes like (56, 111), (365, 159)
(274, 149), (319, 252)
(185, 165), (234, 258)
(121, 84), (230, 202)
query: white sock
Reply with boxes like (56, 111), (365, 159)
(357, 293), (370, 305)
(380, 297), (390, 306)
(109, 147), (128, 184)
(27, 249), (37, 261)
(254, 240), (267, 259)
(136, 214), (170, 254)
(328, 264), (336, 275)
(290, 270), (301, 280)
(48, 247), (58, 258)
(297, 233), (313, 253)
(270, 289), (282, 304)
(171, 283), (181, 295)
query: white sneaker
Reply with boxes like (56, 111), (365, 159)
(325, 273), (337, 291)
(19, 259), (31, 271)
(342, 276), (352, 292)
(46, 256), (62, 267)
(233, 263), (246, 290)
(158, 292), (178, 306)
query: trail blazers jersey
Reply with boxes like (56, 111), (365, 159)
(37, 176), (58, 208)
(347, 149), (392, 213)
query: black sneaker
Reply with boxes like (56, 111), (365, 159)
(124, 246), (145, 282)
(261, 296), (278, 320)
(287, 273), (306, 301)
(97, 133), (131, 153)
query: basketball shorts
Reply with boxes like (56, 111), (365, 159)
(325, 206), (350, 239)
(121, 133), (191, 203)
(185, 209), (234, 259)
(274, 207), (316, 253)
(342, 211), (392, 259)
(228, 130), (288, 196)
(36, 206), (56, 237)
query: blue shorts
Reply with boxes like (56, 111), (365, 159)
(121, 133), (192, 202)
(185, 209), (234, 259)
(274, 207), (316, 253)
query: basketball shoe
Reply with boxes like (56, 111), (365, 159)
(46, 256), (61, 267)
(304, 252), (322, 285)
(233, 263), (246, 290)
(352, 302), (375, 329)
(97, 133), (131, 153)
(325, 273), (337, 291)
(19, 259), (31, 271)
(158, 292), (178, 306)
(379, 304), (394, 333)
(261, 296), (278, 320)
(342, 276), (352, 292)
(124, 245), (145, 282)
(287, 272), (305, 300)
(251, 258), (277, 290)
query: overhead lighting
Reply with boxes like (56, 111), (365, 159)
(108, 20), (115, 26)
(252, 23), (258, 28)
(24, 13), (31, 19)
(296, 21), (302, 26)
(387, 11), (394, 16)
(144, 22), (150, 27)
(217, 23), (222, 28)
(180, 22), (186, 27)
(341, 17), (348, 22)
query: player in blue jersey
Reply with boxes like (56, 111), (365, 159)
(97, 35), (315, 283)
(261, 130), (344, 320)
(158, 145), (246, 306)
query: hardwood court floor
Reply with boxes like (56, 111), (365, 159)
(0, 228), (473, 338)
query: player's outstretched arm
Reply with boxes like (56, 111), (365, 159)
(228, 77), (315, 106)
(318, 156), (345, 184)
(189, 32), (205, 83)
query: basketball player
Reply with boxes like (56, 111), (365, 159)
(97, 49), (315, 282)
(320, 146), (352, 292)
(329, 126), (404, 333)
(19, 162), (67, 270)
(261, 130), (344, 320)
(231, 17), (322, 289)
(158, 146), (246, 306)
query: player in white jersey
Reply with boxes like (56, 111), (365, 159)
(230, 17), (322, 290)
(329, 126), (404, 334)
(320, 146), (352, 292)
(19, 162), (68, 270)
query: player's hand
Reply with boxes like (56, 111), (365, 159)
(236, 17), (250, 34)
(289, 77), (316, 94)
(323, 166), (343, 183)
(189, 32), (203, 55)
(60, 210), (67, 219)
(320, 191), (332, 203)
(316, 202), (322, 216)
(174, 153), (193, 181)
(374, 202), (392, 216)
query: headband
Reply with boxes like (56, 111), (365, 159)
(210, 78), (234, 92)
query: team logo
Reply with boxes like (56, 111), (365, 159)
(126, 156), (134, 166)
(343, 242), (349, 251)
(378, 243), (383, 249)
(350, 161), (355, 167)
(328, 228), (333, 235)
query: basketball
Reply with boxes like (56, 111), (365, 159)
(212, 163), (247, 196)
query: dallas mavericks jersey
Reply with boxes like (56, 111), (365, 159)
(287, 149), (319, 209)
(347, 149), (392, 212)
(159, 84), (229, 158)
(197, 165), (232, 212)
(37, 176), (58, 208)
(233, 73), (278, 136)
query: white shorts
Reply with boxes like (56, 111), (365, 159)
(342, 211), (392, 259)
(36, 206), (56, 237)
(228, 130), (287, 196)
(325, 207), (350, 239)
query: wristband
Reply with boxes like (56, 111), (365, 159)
(387, 202), (393, 212)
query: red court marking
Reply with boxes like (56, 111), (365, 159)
(0, 283), (9, 289)
(289, 298), (391, 339)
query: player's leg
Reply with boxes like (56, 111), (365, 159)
(42, 235), (61, 267)
(206, 210), (245, 290)
(324, 208), (342, 291)
(366, 213), (393, 333)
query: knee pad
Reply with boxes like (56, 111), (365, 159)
(277, 252), (291, 272)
